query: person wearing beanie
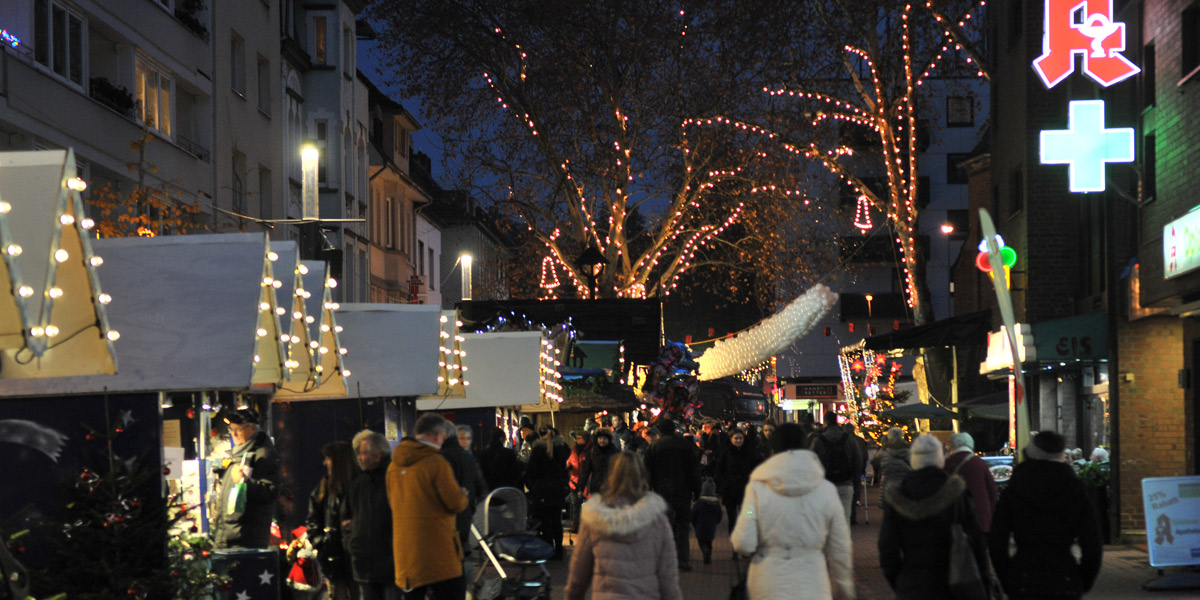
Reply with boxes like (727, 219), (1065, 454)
(879, 435), (988, 599)
(942, 432), (998, 535)
(212, 407), (281, 549)
(580, 428), (619, 497)
(879, 427), (913, 510)
(690, 478), (723, 564)
(989, 431), (1103, 600)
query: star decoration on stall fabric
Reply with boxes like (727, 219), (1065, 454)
(257, 570), (273, 585)
(118, 409), (135, 427)
(236, 591), (251, 600)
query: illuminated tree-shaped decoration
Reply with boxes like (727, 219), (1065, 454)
(436, 311), (468, 395)
(273, 259), (350, 399)
(267, 241), (310, 379)
(696, 284), (837, 380)
(0, 149), (118, 377)
(249, 238), (286, 389)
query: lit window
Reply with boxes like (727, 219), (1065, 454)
(136, 57), (174, 138)
(313, 17), (327, 64)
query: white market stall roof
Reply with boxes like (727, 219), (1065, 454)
(0, 232), (286, 397)
(417, 331), (545, 410)
(335, 303), (440, 398)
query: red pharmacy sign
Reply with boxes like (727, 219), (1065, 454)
(1033, 0), (1140, 89)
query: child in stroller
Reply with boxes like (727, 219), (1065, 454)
(466, 487), (554, 600)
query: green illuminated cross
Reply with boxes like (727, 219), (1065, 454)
(1039, 100), (1134, 193)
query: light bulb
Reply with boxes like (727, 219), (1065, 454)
(263, 277), (273, 286)
(309, 341), (319, 349)
(298, 264), (309, 275)
(106, 330), (120, 341)
(338, 348), (348, 355)
(290, 335), (300, 344)
(320, 324), (330, 332)
(90, 256), (104, 267)
(60, 214), (76, 225)
(276, 307), (286, 316)
(260, 302), (270, 311)
(81, 218), (95, 229)
(305, 316), (315, 324)
(272, 280), (282, 289)
(45, 325), (59, 337)
(341, 370), (351, 377)
(256, 328), (268, 337)
(47, 287), (63, 298)
(293, 311), (303, 320)
(326, 278), (337, 288)
(6, 244), (22, 256)
(267, 251), (279, 261)
(254, 354), (262, 363)
(0, 202), (9, 213)
(97, 293), (112, 304)
(30, 326), (45, 337)
(280, 334), (289, 342)
(319, 346), (328, 354)
(67, 177), (87, 191)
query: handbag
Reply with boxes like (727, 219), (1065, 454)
(728, 555), (748, 600)
(948, 496), (1004, 600)
(225, 455), (248, 515)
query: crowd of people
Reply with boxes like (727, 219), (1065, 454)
(206, 406), (1109, 600)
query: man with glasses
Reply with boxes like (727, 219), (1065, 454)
(212, 407), (280, 549)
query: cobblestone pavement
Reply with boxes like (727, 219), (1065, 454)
(509, 488), (1200, 599)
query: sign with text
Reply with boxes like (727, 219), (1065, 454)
(1142, 476), (1200, 568)
(1163, 208), (1200, 279)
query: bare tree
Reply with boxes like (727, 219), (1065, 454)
(366, 0), (843, 304)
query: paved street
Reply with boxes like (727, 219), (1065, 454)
(522, 488), (1200, 599)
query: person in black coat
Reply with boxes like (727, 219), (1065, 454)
(580, 428), (619, 496)
(344, 430), (400, 598)
(524, 426), (570, 558)
(989, 431), (1103, 600)
(878, 434), (989, 600)
(478, 427), (524, 491)
(304, 441), (358, 599)
(714, 428), (761, 533)
(212, 408), (281, 549)
(644, 418), (702, 570)
(441, 422), (489, 546)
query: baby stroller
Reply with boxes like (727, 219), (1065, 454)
(466, 487), (554, 600)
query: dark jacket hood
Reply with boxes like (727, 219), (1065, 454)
(885, 467), (966, 520)
(1006, 458), (1081, 511)
(820, 425), (849, 444)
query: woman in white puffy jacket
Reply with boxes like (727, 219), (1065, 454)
(730, 423), (856, 600)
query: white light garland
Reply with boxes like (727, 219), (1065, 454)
(696, 284), (838, 380)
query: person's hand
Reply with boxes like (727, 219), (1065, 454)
(231, 465), (248, 483)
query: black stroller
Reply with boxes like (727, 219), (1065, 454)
(466, 487), (554, 600)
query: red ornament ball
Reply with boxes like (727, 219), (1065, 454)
(85, 433), (97, 441)
(186, 408), (196, 418)
(162, 467), (171, 475)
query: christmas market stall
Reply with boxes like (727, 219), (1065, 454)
(0, 230), (292, 599)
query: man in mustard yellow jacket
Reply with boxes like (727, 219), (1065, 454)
(387, 413), (469, 598)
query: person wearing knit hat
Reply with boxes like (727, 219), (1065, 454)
(879, 427), (913, 510)
(943, 432), (998, 535)
(879, 434), (987, 599)
(989, 430), (1103, 599)
(580, 428), (618, 497)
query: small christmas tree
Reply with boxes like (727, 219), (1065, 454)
(31, 424), (228, 599)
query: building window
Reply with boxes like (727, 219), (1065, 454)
(232, 150), (247, 213)
(231, 33), (246, 96)
(315, 119), (328, 183)
(136, 57), (174, 138)
(313, 16), (327, 65)
(257, 56), (271, 114)
(428, 247), (435, 290)
(1009, 167), (1023, 216)
(34, 0), (85, 87)
(946, 96), (974, 127)
(385, 197), (396, 249)
(419, 240), (425, 276)
(343, 26), (354, 74)
(259, 166), (272, 220)
(1143, 42), (1156, 107)
(946, 153), (971, 184)
(394, 121), (406, 160)
(1185, 3), (1200, 78)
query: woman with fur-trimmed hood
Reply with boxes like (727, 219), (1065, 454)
(565, 452), (682, 600)
(878, 434), (989, 600)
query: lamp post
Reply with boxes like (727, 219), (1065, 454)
(300, 142), (320, 259)
(460, 253), (473, 302)
(941, 223), (956, 300)
(576, 244), (608, 299)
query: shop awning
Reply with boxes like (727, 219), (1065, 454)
(860, 309), (992, 354)
(0, 233), (285, 397)
(334, 303), (441, 398)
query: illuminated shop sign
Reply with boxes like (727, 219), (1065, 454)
(1163, 208), (1200, 279)
(1035, 0), (1139, 193)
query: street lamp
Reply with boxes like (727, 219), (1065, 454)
(576, 244), (608, 299)
(460, 253), (473, 302)
(301, 142), (319, 221)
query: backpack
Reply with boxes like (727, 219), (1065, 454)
(821, 434), (854, 482)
